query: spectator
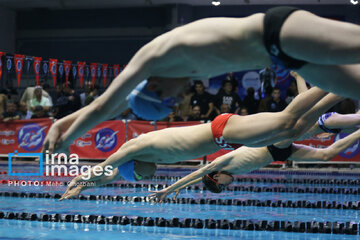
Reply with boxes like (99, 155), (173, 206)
(29, 86), (52, 118)
(190, 81), (214, 121)
(266, 87), (287, 112)
(285, 80), (299, 104)
(20, 82), (52, 110)
(0, 90), (8, 117)
(1, 101), (20, 122)
(4, 81), (19, 102)
(164, 111), (183, 122)
(219, 103), (231, 114)
(225, 72), (239, 93)
(236, 107), (249, 116)
(242, 87), (259, 114)
(259, 66), (276, 93)
(80, 81), (92, 107)
(214, 80), (241, 115)
(175, 87), (194, 121)
(187, 105), (204, 121)
(19, 102), (32, 120)
(53, 84), (81, 119)
(115, 108), (138, 120)
(85, 85), (99, 106)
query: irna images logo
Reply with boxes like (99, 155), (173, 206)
(8, 150), (43, 176)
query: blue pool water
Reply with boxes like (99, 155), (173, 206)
(1, 163), (360, 239)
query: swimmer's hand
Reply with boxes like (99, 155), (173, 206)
(148, 189), (170, 204)
(59, 177), (82, 201)
(59, 185), (83, 201)
(42, 122), (69, 156)
(173, 190), (180, 200)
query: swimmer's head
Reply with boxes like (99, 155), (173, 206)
(202, 171), (234, 193)
(134, 160), (157, 180)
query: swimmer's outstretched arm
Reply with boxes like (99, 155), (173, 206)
(288, 128), (360, 162)
(59, 169), (121, 201)
(172, 178), (202, 200)
(148, 157), (230, 203)
(63, 136), (150, 197)
(44, 40), (161, 154)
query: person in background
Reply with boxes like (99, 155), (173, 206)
(187, 105), (204, 121)
(259, 66), (276, 94)
(175, 86), (194, 121)
(190, 81), (214, 121)
(115, 108), (138, 120)
(85, 85), (99, 106)
(236, 107), (249, 116)
(80, 81), (92, 107)
(242, 87), (259, 115)
(266, 87), (288, 112)
(218, 104), (231, 115)
(53, 84), (81, 119)
(20, 81), (52, 110)
(0, 90), (8, 117)
(285, 80), (299, 104)
(18, 102), (32, 120)
(225, 72), (239, 94)
(1, 101), (20, 122)
(29, 86), (52, 118)
(164, 111), (183, 122)
(214, 80), (241, 115)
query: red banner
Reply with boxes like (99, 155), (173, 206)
(14, 54), (25, 87)
(0, 52), (4, 82)
(90, 63), (97, 88)
(63, 60), (72, 87)
(49, 58), (58, 87)
(69, 120), (126, 159)
(127, 120), (156, 140)
(113, 64), (120, 78)
(77, 62), (86, 87)
(0, 119), (52, 153)
(33, 57), (42, 86)
(0, 120), (358, 162)
(102, 64), (108, 87)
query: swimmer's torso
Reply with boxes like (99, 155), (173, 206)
(135, 123), (220, 163)
(145, 14), (272, 78)
(220, 146), (273, 174)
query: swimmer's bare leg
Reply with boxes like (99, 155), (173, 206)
(281, 10), (360, 65)
(297, 63), (360, 100)
(223, 86), (327, 146)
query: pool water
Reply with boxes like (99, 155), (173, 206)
(1, 163), (360, 240)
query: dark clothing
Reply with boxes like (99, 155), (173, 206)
(55, 93), (81, 119)
(266, 98), (287, 112)
(187, 116), (205, 121)
(264, 6), (307, 69)
(190, 92), (214, 116)
(242, 96), (259, 114)
(215, 92), (241, 113)
(267, 144), (293, 161)
(2, 111), (20, 119)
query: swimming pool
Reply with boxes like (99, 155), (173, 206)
(1, 162), (360, 240)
